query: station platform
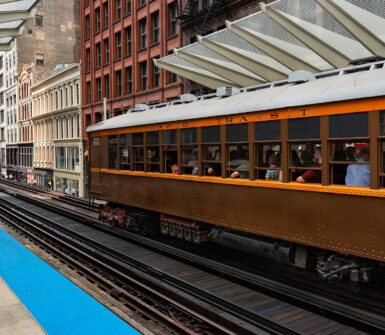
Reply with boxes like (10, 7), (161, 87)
(0, 228), (141, 335)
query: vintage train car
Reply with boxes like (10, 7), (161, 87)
(87, 61), (385, 284)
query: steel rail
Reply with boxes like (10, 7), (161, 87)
(0, 195), (308, 335)
(0, 202), (234, 335)
(9, 189), (385, 333)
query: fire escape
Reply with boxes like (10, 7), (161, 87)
(178, 0), (227, 36)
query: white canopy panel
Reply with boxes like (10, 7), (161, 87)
(156, 0), (385, 89)
(0, 0), (39, 50)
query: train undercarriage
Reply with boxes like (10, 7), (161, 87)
(99, 203), (379, 288)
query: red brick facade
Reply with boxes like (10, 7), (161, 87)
(81, 0), (183, 137)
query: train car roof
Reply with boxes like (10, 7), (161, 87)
(86, 63), (385, 133)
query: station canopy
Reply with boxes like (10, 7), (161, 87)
(0, 0), (39, 51)
(154, 0), (385, 89)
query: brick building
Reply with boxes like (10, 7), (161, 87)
(80, 0), (182, 137)
(3, 0), (81, 182)
(178, 0), (274, 94)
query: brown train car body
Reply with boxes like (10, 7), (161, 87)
(87, 65), (385, 266)
(89, 170), (385, 262)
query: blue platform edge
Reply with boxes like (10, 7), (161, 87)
(0, 228), (141, 335)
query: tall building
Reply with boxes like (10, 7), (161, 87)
(80, 0), (182, 137)
(0, 53), (6, 177)
(2, 0), (81, 181)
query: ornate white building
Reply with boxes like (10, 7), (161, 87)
(31, 64), (84, 196)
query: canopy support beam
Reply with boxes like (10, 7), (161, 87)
(197, 35), (288, 82)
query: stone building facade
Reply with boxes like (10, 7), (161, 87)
(80, 0), (183, 137)
(178, 0), (274, 94)
(2, 0), (81, 182)
(31, 64), (84, 197)
(0, 53), (5, 177)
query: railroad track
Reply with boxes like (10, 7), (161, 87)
(0, 178), (99, 212)
(0, 191), (378, 334)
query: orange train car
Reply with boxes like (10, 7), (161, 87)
(87, 61), (385, 284)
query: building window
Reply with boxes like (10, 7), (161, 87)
(36, 54), (44, 65)
(169, 2), (178, 35)
(96, 43), (101, 67)
(139, 0), (146, 6)
(95, 8), (100, 32)
(115, 0), (121, 20)
(126, 66), (132, 95)
(104, 38), (109, 64)
(116, 70), (122, 97)
(104, 75), (110, 99)
(115, 32), (121, 59)
(103, 2), (109, 27)
(86, 48), (91, 71)
(153, 58), (160, 88)
(152, 12), (159, 43)
(125, 26), (131, 55)
(125, 0), (131, 15)
(35, 15), (43, 27)
(139, 19), (147, 49)
(96, 78), (101, 101)
(169, 71), (178, 84)
(76, 83), (80, 105)
(87, 81), (91, 104)
(85, 15), (90, 37)
(140, 61), (147, 91)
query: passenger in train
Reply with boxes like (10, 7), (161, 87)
(345, 147), (370, 187)
(346, 146), (357, 162)
(192, 164), (215, 176)
(296, 147), (322, 183)
(265, 153), (282, 181)
(230, 162), (249, 179)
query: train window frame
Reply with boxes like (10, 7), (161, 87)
(181, 128), (198, 175)
(254, 141), (282, 181)
(119, 133), (130, 170)
(288, 140), (322, 182)
(146, 131), (160, 172)
(162, 129), (178, 174)
(108, 135), (118, 169)
(328, 139), (370, 186)
(226, 124), (249, 178)
(201, 125), (221, 177)
(132, 132), (144, 171)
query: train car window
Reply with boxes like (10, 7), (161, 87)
(329, 112), (368, 138)
(119, 134), (130, 170)
(330, 141), (370, 186)
(289, 142), (321, 182)
(202, 126), (221, 176)
(289, 117), (320, 140)
(132, 133), (144, 171)
(181, 128), (197, 144)
(226, 124), (249, 178)
(226, 123), (248, 142)
(92, 137), (100, 146)
(147, 131), (159, 145)
(380, 111), (385, 136)
(108, 135), (118, 169)
(163, 129), (177, 145)
(132, 133), (144, 145)
(202, 126), (220, 143)
(254, 121), (280, 141)
(163, 130), (177, 173)
(255, 144), (281, 180)
(181, 128), (198, 174)
(146, 131), (160, 172)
